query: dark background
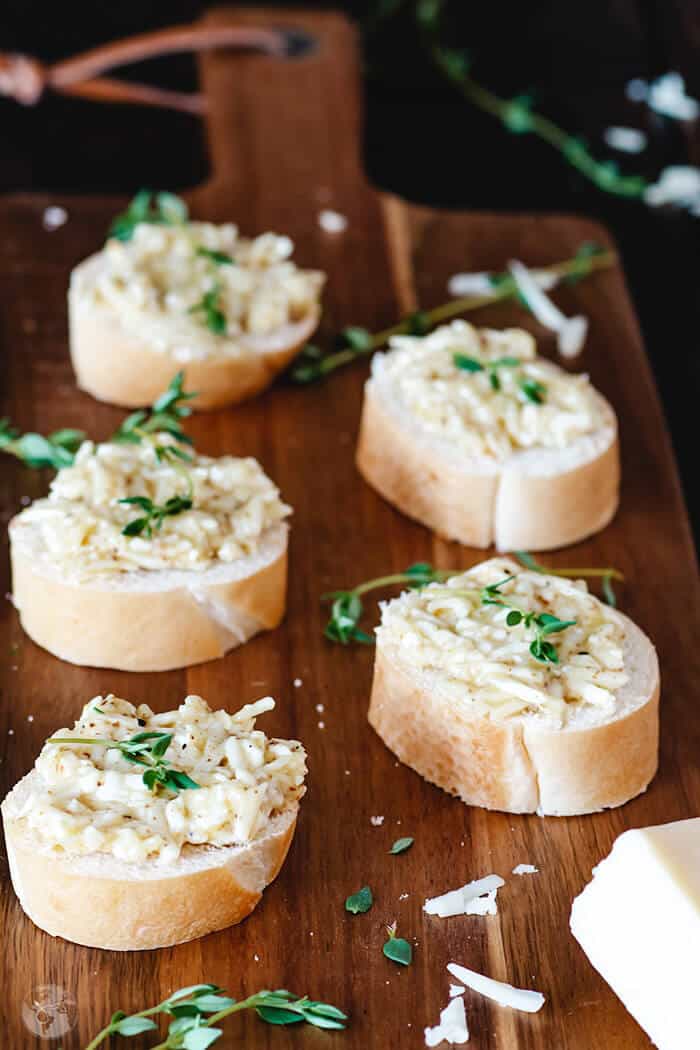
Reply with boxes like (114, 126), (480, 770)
(1, 0), (698, 542)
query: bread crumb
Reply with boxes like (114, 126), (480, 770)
(318, 209), (348, 234)
(8, 729), (14, 735)
(43, 205), (68, 231)
(399, 893), (409, 900)
(254, 953), (260, 961)
(344, 769), (351, 775)
(27, 715), (34, 722)
(318, 721), (325, 730)
(371, 815), (385, 826)
(315, 703), (324, 713)
(293, 677), (303, 687)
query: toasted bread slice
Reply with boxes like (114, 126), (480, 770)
(368, 559), (659, 816)
(10, 519), (287, 671)
(356, 326), (620, 551)
(3, 772), (298, 950)
(69, 252), (321, 410)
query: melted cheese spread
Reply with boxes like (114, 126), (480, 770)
(378, 560), (628, 725)
(13, 437), (290, 577)
(375, 321), (608, 459)
(14, 695), (306, 865)
(73, 222), (324, 360)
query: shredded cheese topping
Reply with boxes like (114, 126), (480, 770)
(378, 560), (628, 725)
(15, 695), (306, 865)
(73, 222), (324, 360)
(375, 321), (608, 459)
(13, 437), (290, 577)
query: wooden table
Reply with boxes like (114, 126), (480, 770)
(0, 7), (698, 1048)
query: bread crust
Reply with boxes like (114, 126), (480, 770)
(68, 263), (320, 410)
(356, 374), (620, 552)
(368, 611), (659, 816)
(2, 771), (298, 950)
(9, 522), (288, 671)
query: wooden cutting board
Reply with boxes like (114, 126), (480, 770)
(1, 7), (698, 1049)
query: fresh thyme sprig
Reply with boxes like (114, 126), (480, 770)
(323, 555), (622, 656)
(189, 286), (227, 335)
(480, 574), (575, 664)
(119, 495), (194, 538)
(108, 190), (188, 242)
(290, 244), (615, 383)
(0, 421), (85, 470)
(46, 731), (200, 795)
(412, 0), (648, 200)
(323, 562), (453, 644)
(112, 372), (196, 456)
(84, 985), (348, 1049)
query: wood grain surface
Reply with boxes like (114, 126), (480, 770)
(1, 7), (698, 1049)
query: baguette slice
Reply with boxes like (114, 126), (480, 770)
(368, 563), (659, 816)
(356, 341), (620, 552)
(69, 253), (321, 410)
(10, 519), (287, 671)
(2, 769), (298, 951)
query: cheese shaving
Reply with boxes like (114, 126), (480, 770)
(424, 995), (469, 1046)
(446, 963), (545, 1013)
(424, 874), (505, 917)
(512, 863), (538, 875)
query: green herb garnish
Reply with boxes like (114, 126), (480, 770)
(0, 420), (85, 470)
(189, 286), (227, 335)
(513, 551), (624, 608)
(47, 731), (200, 796)
(382, 923), (413, 966)
(108, 190), (188, 243)
(119, 495), (194, 538)
(518, 377), (547, 404)
(453, 352), (521, 391)
(345, 886), (373, 914)
(196, 247), (235, 266)
(479, 573), (575, 663)
(415, 2), (647, 200)
(389, 837), (414, 855)
(323, 563), (452, 645)
(290, 245), (615, 384)
(84, 985), (347, 1049)
(112, 371), (196, 458)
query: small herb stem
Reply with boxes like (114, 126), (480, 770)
(83, 1006), (163, 1050)
(353, 571), (453, 597)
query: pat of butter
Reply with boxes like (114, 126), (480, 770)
(570, 818), (700, 1050)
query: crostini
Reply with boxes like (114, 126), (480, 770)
(9, 432), (290, 670)
(356, 321), (619, 551)
(1, 693), (306, 950)
(69, 211), (324, 409)
(368, 558), (659, 816)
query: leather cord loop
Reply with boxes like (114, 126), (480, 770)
(0, 23), (288, 113)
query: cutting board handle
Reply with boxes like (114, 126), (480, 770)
(0, 21), (292, 113)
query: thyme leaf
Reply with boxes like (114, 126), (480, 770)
(108, 190), (188, 242)
(196, 247), (235, 266)
(389, 837), (414, 855)
(189, 286), (227, 335)
(112, 371), (197, 461)
(345, 886), (373, 914)
(383, 923), (413, 966)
